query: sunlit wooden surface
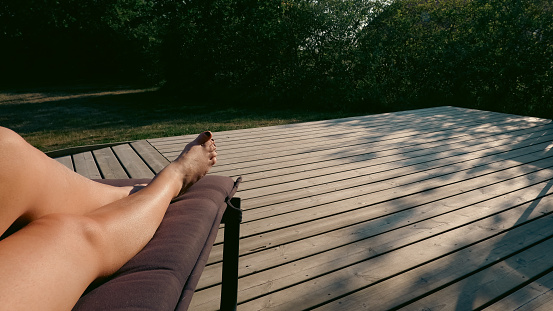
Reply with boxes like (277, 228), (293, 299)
(56, 106), (553, 310)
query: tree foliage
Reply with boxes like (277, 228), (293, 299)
(355, 0), (553, 116)
(1, 0), (551, 117)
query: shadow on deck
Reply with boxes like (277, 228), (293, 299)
(53, 106), (553, 310)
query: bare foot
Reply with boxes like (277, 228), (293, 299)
(169, 131), (218, 197)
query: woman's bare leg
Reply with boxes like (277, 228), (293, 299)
(0, 127), (135, 235)
(0, 131), (217, 310)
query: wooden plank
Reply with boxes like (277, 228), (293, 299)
(189, 115), (545, 309)
(241, 206), (553, 310)
(209, 127), (551, 182)
(154, 109), (467, 154)
(487, 271), (553, 311)
(197, 171), (553, 304)
(205, 163), (553, 267)
(235, 124), (553, 191)
(207, 119), (547, 173)
(234, 143), (553, 229)
(203, 130), (553, 259)
(160, 113), (513, 161)
(216, 122), (553, 180)
(151, 106), (524, 152)
(235, 129), (553, 200)
(112, 144), (155, 178)
(131, 140), (169, 174)
(192, 174), (553, 309)
(150, 107), (458, 153)
(197, 169), (553, 288)
(46, 141), (132, 158)
(213, 114), (546, 163)
(148, 107), (455, 147)
(54, 155), (73, 171)
(92, 147), (128, 179)
(401, 237), (553, 310)
(158, 109), (548, 161)
(72, 151), (101, 179)
(170, 108), (553, 309)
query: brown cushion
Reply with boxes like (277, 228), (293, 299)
(73, 175), (238, 311)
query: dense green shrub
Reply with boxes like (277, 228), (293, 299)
(355, 0), (553, 116)
(0, 0), (162, 83)
(1, 0), (551, 117)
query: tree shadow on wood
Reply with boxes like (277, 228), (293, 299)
(290, 107), (553, 309)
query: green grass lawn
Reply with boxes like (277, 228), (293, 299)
(0, 84), (362, 152)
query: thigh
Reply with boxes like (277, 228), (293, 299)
(0, 214), (101, 310)
(0, 127), (131, 236)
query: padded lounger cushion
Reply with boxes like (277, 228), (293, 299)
(73, 175), (238, 311)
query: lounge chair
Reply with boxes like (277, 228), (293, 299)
(73, 175), (242, 311)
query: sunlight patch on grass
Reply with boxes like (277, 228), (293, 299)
(1, 85), (362, 152)
(20, 114), (334, 152)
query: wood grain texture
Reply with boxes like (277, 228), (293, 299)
(93, 147), (128, 179)
(52, 106), (553, 310)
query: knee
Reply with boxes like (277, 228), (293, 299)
(0, 127), (46, 182)
(37, 213), (103, 243)
(32, 213), (107, 273)
(0, 127), (26, 148)
(0, 127), (33, 164)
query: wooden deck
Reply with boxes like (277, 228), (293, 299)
(54, 106), (553, 310)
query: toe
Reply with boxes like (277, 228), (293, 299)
(194, 131), (213, 145)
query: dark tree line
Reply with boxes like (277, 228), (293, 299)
(1, 0), (551, 117)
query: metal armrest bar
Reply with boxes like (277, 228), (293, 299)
(220, 197), (242, 311)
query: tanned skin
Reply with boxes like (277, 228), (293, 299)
(0, 127), (217, 310)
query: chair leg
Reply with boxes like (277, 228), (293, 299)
(220, 197), (241, 311)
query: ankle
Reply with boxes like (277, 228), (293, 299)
(151, 162), (186, 198)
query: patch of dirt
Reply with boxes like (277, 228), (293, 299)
(0, 84), (158, 105)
